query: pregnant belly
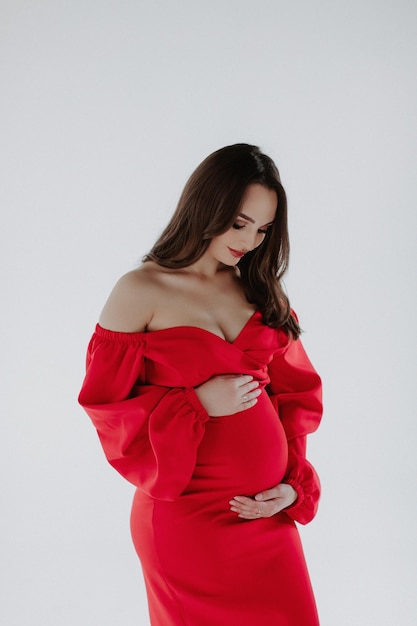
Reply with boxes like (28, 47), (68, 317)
(184, 391), (288, 498)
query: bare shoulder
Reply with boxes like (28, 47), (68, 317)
(99, 263), (162, 333)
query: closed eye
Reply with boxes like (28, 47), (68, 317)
(232, 224), (271, 235)
(232, 222), (273, 234)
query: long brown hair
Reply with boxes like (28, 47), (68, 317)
(144, 143), (300, 338)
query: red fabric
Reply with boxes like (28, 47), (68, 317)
(79, 311), (323, 626)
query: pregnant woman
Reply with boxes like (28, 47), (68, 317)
(79, 143), (323, 625)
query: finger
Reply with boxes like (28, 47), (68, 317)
(236, 375), (253, 388)
(230, 505), (263, 519)
(240, 389), (261, 404)
(235, 507), (264, 519)
(230, 496), (254, 505)
(240, 398), (258, 410)
(243, 380), (260, 393)
(255, 486), (281, 501)
(229, 501), (255, 512)
(237, 510), (262, 519)
(229, 498), (264, 517)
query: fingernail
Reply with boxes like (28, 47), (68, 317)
(255, 494), (263, 501)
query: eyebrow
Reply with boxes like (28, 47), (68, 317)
(238, 213), (274, 227)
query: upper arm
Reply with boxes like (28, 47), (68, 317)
(99, 269), (156, 333)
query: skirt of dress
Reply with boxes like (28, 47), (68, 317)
(130, 393), (319, 626)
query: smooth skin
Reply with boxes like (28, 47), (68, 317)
(100, 184), (297, 519)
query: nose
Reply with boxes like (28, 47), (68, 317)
(239, 228), (260, 252)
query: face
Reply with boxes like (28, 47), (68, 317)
(207, 184), (277, 266)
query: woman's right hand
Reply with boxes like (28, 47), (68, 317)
(194, 375), (261, 416)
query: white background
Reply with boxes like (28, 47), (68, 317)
(1, 1), (416, 624)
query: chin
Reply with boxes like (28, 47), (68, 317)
(221, 257), (239, 267)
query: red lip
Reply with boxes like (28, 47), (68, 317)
(228, 247), (245, 259)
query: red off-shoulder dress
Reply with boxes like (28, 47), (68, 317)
(79, 311), (322, 626)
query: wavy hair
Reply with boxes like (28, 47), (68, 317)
(144, 143), (300, 338)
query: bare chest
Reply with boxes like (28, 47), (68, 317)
(147, 275), (256, 343)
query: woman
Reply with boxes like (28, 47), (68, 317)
(78, 143), (323, 626)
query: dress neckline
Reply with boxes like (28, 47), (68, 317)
(148, 310), (260, 345)
(96, 310), (260, 345)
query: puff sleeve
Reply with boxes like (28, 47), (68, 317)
(78, 326), (209, 500)
(267, 335), (323, 525)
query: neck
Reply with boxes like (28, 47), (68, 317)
(183, 253), (228, 279)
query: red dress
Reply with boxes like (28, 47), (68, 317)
(79, 311), (322, 626)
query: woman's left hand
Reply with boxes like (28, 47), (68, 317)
(229, 483), (297, 520)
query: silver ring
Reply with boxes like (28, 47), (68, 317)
(243, 394), (248, 403)
(257, 509), (262, 516)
